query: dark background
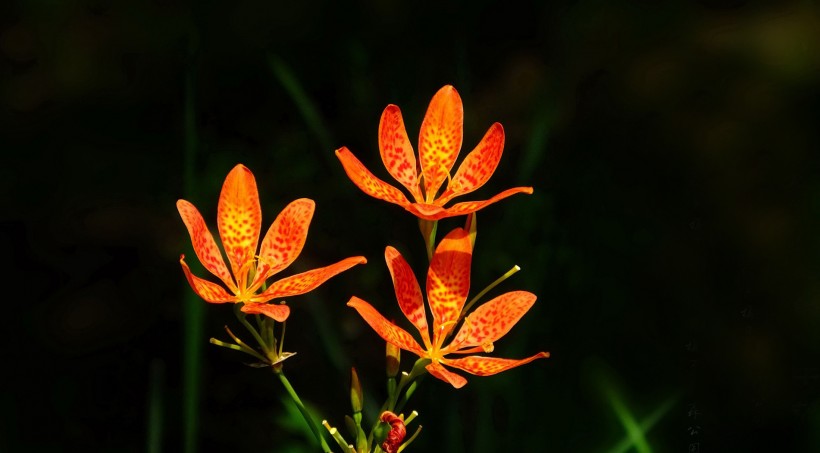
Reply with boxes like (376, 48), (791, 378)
(4, 1), (820, 452)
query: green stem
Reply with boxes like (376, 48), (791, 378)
(276, 372), (332, 453)
(181, 26), (202, 453)
(209, 338), (268, 363)
(461, 265), (521, 321)
(418, 219), (437, 261)
(234, 303), (271, 355)
(278, 320), (286, 356)
(222, 327), (270, 363)
(368, 358), (430, 446)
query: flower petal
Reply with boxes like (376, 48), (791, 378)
(427, 228), (472, 340)
(241, 302), (291, 322)
(425, 361), (467, 389)
(448, 291), (537, 352)
(444, 352), (549, 376)
(380, 105), (422, 202)
(438, 186), (534, 218)
(336, 147), (412, 206)
(439, 122), (505, 203)
(418, 85), (463, 199)
(217, 164), (262, 280)
(385, 246), (431, 348)
(403, 203), (447, 221)
(254, 256), (367, 300)
(251, 198), (315, 289)
(180, 255), (237, 303)
(177, 199), (235, 291)
(347, 296), (426, 356)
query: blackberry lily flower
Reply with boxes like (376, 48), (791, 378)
(347, 227), (548, 388)
(336, 85), (533, 221)
(178, 164), (366, 322)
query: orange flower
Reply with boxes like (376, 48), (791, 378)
(347, 228), (548, 388)
(178, 164), (366, 322)
(335, 85), (533, 221)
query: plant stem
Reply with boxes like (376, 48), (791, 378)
(368, 358), (430, 446)
(276, 372), (332, 453)
(461, 265), (521, 320)
(418, 219), (437, 261)
(233, 303), (271, 355)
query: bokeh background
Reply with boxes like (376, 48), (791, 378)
(4, 0), (820, 451)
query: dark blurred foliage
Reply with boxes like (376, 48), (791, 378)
(3, 0), (820, 451)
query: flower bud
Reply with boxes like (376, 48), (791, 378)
(350, 367), (363, 413)
(386, 341), (401, 378)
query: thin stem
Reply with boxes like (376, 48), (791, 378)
(394, 380), (420, 415)
(255, 314), (272, 350)
(418, 219), (437, 261)
(278, 320), (286, 357)
(277, 372), (332, 453)
(222, 327), (269, 363)
(368, 358), (430, 446)
(397, 425), (423, 452)
(181, 27), (202, 453)
(209, 338), (268, 363)
(233, 303), (271, 355)
(461, 265), (521, 320)
(322, 420), (354, 452)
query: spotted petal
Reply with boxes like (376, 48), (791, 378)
(241, 302), (291, 322)
(448, 291), (537, 352)
(180, 255), (236, 303)
(217, 164), (262, 280)
(439, 122), (505, 203)
(444, 352), (549, 376)
(427, 228), (472, 339)
(251, 198), (315, 289)
(435, 186), (534, 218)
(418, 85), (463, 199)
(380, 105), (422, 202)
(347, 297), (426, 356)
(426, 361), (467, 389)
(254, 256), (367, 301)
(385, 246), (431, 348)
(177, 200), (235, 291)
(336, 147), (412, 206)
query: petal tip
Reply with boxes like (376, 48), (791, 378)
(440, 84), (457, 94)
(346, 296), (362, 308)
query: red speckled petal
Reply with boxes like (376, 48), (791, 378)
(380, 105), (422, 202)
(439, 123), (505, 203)
(240, 302), (291, 322)
(177, 200), (235, 291)
(448, 291), (537, 352)
(217, 164), (262, 280)
(426, 362), (467, 389)
(385, 246), (431, 348)
(443, 352), (550, 376)
(347, 297), (426, 357)
(438, 186), (534, 218)
(336, 147), (412, 207)
(418, 86), (463, 199)
(251, 199), (315, 290)
(403, 203), (446, 221)
(180, 255), (237, 303)
(427, 228), (472, 340)
(254, 256), (367, 300)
